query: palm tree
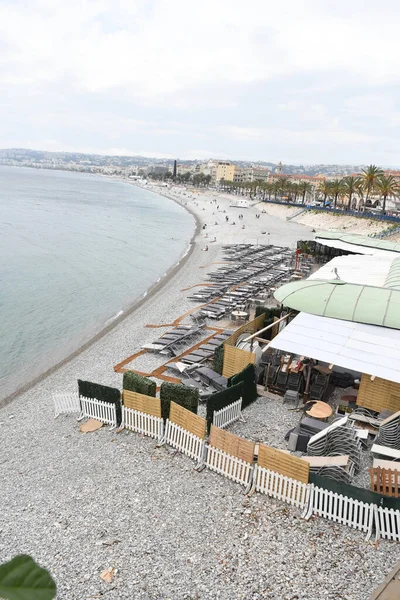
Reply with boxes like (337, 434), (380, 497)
(377, 175), (399, 213)
(264, 182), (273, 201)
(361, 165), (384, 204)
(329, 179), (345, 209)
(291, 182), (300, 202)
(298, 181), (313, 204)
(318, 181), (332, 207)
(272, 180), (281, 200)
(278, 177), (289, 200)
(342, 176), (361, 210)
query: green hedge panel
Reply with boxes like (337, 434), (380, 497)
(310, 473), (400, 510)
(78, 380), (122, 425)
(254, 306), (281, 339)
(227, 363), (258, 409)
(212, 344), (224, 375)
(122, 371), (157, 397)
(159, 382), (199, 421)
(206, 382), (244, 433)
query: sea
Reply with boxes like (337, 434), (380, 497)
(0, 166), (194, 400)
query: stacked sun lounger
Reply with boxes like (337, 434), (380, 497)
(180, 330), (233, 365)
(306, 416), (362, 480)
(187, 245), (295, 321)
(142, 324), (206, 354)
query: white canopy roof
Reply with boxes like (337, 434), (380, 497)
(308, 254), (394, 287)
(315, 236), (398, 258)
(269, 312), (400, 384)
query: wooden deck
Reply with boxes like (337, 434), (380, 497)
(113, 325), (224, 385)
(368, 560), (400, 599)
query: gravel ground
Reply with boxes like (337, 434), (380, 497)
(1, 188), (397, 599)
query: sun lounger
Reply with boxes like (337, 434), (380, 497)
(200, 344), (218, 352)
(181, 354), (208, 364)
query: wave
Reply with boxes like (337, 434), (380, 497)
(104, 310), (124, 326)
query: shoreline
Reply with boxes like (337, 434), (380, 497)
(0, 181), (201, 409)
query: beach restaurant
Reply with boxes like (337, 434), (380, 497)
(267, 235), (400, 447)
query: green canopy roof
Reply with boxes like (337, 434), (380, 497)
(274, 280), (400, 329)
(385, 257), (400, 289)
(316, 231), (400, 254)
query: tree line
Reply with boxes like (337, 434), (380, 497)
(220, 166), (399, 213)
(144, 164), (399, 213)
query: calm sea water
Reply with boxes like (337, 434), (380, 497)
(0, 166), (194, 400)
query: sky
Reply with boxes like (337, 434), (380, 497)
(1, 0), (400, 165)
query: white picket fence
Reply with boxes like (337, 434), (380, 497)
(79, 396), (117, 429)
(303, 484), (374, 539)
(163, 420), (205, 463)
(122, 406), (163, 441)
(53, 392), (80, 417)
(213, 399), (242, 429)
(375, 506), (400, 541)
(253, 465), (310, 509)
(205, 445), (253, 488)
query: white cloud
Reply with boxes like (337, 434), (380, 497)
(1, 0), (400, 163)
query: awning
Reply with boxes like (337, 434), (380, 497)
(315, 231), (400, 255)
(269, 312), (400, 384)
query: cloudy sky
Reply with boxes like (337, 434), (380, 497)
(1, 0), (400, 165)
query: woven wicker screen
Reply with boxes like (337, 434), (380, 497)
(122, 390), (161, 417)
(257, 444), (309, 484)
(209, 425), (255, 463)
(222, 345), (256, 379)
(357, 374), (400, 413)
(223, 313), (266, 348)
(170, 401), (206, 439)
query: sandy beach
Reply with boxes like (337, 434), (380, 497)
(1, 187), (397, 600)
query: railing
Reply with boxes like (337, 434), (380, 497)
(122, 406), (163, 441)
(213, 399), (242, 429)
(79, 396), (117, 429)
(53, 392), (80, 417)
(375, 506), (400, 541)
(253, 465), (309, 509)
(303, 484), (374, 539)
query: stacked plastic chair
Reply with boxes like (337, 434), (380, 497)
(307, 416), (362, 480)
(313, 465), (353, 484)
(377, 410), (400, 450)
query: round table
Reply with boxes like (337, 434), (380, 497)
(306, 401), (333, 420)
(231, 310), (249, 322)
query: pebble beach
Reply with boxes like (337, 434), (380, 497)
(0, 185), (397, 600)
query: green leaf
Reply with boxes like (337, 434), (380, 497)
(0, 555), (56, 600)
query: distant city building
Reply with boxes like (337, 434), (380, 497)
(212, 161), (235, 182)
(234, 166), (270, 183)
(385, 170), (400, 182)
(148, 165), (169, 175)
(176, 163), (194, 175)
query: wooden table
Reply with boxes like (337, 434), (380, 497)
(371, 444), (400, 461)
(306, 401), (333, 420)
(302, 455), (349, 468)
(373, 458), (400, 470)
